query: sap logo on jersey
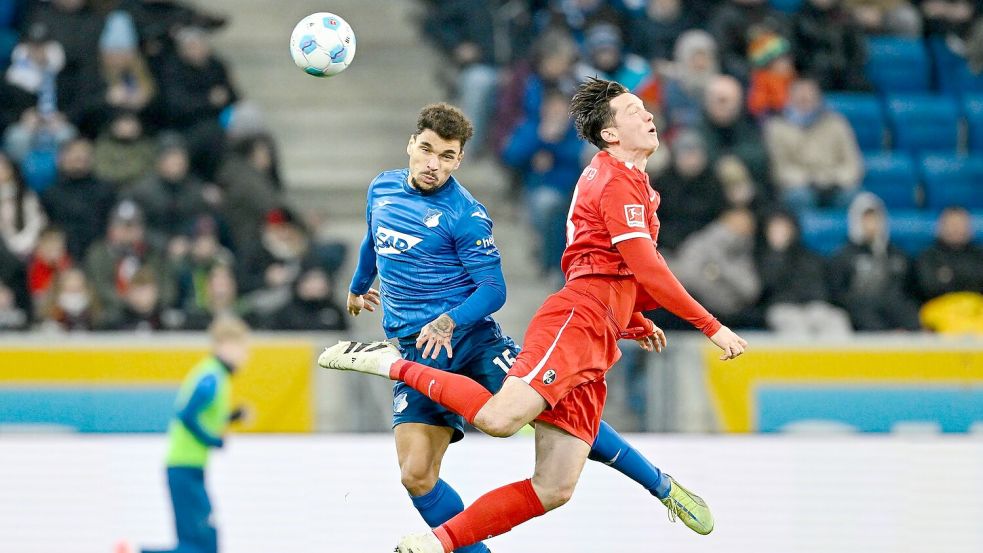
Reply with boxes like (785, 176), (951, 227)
(376, 226), (423, 254)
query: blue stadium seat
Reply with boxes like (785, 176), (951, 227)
(799, 209), (849, 256)
(920, 154), (983, 210)
(0, 0), (17, 29)
(0, 29), (16, 72)
(862, 152), (920, 209)
(929, 36), (983, 95)
(889, 210), (938, 256)
(965, 95), (983, 155)
(826, 93), (886, 152)
(886, 95), (959, 154)
(769, 0), (803, 13)
(866, 37), (931, 93)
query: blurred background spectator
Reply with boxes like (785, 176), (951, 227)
(829, 193), (922, 331)
(757, 210), (853, 335)
(764, 77), (863, 210)
(791, 0), (872, 91)
(915, 206), (983, 299)
(0, 150), (46, 260)
(502, 88), (583, 278)
(40, 137), (114, 261)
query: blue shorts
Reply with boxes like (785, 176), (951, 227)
(393, 320), (519, 442)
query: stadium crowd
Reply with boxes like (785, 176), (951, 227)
(421, 0), (983, 335)
(0, 0), (349, 332)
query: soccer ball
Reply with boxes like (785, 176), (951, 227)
(289, 12), (356, 77)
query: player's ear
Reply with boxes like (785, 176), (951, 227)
(454, 152), (462, 169)
(601, 127), (618, 145)
(406, 134), (415, 156)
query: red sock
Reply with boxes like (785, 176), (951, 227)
(432, 479), (545, 551)
(390, 360), (491, 423)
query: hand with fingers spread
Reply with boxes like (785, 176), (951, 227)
(709, 325), (748, 360)
(620, 315), (668, 353)
(416, 313), (456, 360)
(347, 288), (381, 317)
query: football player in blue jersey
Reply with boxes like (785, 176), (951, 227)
(345, 103), (682, 552)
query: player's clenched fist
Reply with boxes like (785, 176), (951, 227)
(347, 288), (381, 316)
(709, 326), (748, 360)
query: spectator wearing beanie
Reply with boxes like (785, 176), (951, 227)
(747, 32), (796, 118)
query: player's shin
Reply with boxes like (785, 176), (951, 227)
(432, 479), (546, 551)
(590, 420), (670, 499)
(391, 360), (492, 423)
(410, 480), (491, 553)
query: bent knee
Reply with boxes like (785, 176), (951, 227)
(532, 480), (577, 511)
(476, 413), (524, 438)
(400, 464), (439, 497)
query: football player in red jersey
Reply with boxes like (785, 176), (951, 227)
(319, 77), (748, 553)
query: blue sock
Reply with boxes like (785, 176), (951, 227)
(590, 420), (671, 499)
(410, 479), (489, 553)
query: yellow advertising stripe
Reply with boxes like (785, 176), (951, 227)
(704, 348), (983, 432)
(0, 340), (316, 433)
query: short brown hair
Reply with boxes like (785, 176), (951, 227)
(415, 102), (474, 150)
(209, 313), (250, 344)
(570, 77), (629, 149)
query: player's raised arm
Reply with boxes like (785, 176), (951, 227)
(597, 178), (746, 360)
(615, 238), (747, 360)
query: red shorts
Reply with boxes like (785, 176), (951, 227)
(507, 276), (637, 444)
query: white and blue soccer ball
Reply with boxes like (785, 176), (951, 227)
(289, 12), (356, 77)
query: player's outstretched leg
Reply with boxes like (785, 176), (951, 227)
(319, 340), (493, 420)
(317, 340), (401, 377)
(590, 421), (712, 534)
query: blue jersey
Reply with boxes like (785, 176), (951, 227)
(351, 169), (502, 338)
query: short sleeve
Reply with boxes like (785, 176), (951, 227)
(599, 177), (652, 245)
(454, 203), (501, 272)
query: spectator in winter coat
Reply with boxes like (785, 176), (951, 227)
(672, 207), (762, 325)
(26, 226), (71, 306)
(83, 200), (176, 326)
(40, 138), (115, 260)
(792, 0), (872, 91)
(708, 0), (789, 83)
(916, 207), (983, 300)
(502, 89), (585, 275)
(651, 129), (728, 251)
(828, 193), (922, 330)
(0, 151), (46, 260)
(757, 210), (853, 335)
(746, 32), (796, 118)
(660, 30), (721, 129)
(698, 75), (771, 185)
(127, 134), (213, 244)
(93, 111), (156, 190)
(764, 77), (863, 210)
(267, 267), (348, 331)
(626, 0), (700, 63)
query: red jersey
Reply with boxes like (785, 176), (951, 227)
(561, 151), (660, 281)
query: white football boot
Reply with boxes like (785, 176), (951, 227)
(395, 532), (444, 553)
(317, 340), (400, 378)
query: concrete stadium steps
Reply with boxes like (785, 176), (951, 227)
(192, 0), (552, 340)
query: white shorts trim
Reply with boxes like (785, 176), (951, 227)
(611, 231), (651, 245)
(521, 308), (576, 384)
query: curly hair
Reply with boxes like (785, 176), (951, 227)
(415, 102), (474, 150)
(570, 77), (629, 149)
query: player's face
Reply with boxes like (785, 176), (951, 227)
(406, 129), (462, 194)
(604, 93), (659, 154)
